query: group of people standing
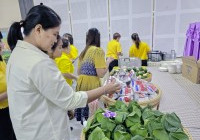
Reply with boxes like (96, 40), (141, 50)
(0, 4), (150, 140)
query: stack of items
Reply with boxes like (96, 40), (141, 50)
(104, 68), (158, 104)
(183, 22), (200, 60)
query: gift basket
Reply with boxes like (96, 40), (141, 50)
(101, 67), (160, 109)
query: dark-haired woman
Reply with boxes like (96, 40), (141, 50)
(0, 31), (16, 140)
(129, 33), (151, 66)
(75, 28), (112, 124)
(6, 5), (120, 140)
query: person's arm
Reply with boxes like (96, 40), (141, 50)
(86, 79), (120, 103)
(95, 48), (109, 78)
(63, 73), (78, 80)
(117, 52), (123, 56)
(30, 60), (121, 110)
(0, 92), (7, 101)
(117, 43), (123, 57)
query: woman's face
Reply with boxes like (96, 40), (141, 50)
(52, 39), (63, 59)
(36, 25), (60, 53)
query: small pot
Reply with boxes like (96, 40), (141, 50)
(168, 63), (177, 74)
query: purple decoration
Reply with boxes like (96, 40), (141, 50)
(102, 110), (117, 118)
(193, 22), (200, 60)
(183, 23), (196, 57)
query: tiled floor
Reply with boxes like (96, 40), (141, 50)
(149, 67), (200, 140)
(71, 67), (200, 140)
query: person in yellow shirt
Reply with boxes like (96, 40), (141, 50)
(106, 33), (123, 72)
(63, 33), (78, 62)
(0, 31), (16, 140)
(49, 35), (77, 86)
(76, 28), (111, 124)
(129, 33), (151, 66)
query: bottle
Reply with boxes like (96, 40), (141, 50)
(171, 50), (176, 60)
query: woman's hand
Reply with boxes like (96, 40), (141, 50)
(104, 78), (121, 95)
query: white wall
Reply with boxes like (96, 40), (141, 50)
(0, 0), (22, 29)
(33, 0), (200, 57)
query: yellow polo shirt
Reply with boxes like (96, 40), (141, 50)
(106, 40), (122, 59)
(0, 60), (8, 109)
(66, 45), (78, 60)
(55, 52), (74, 86)
(129, 42), (150, 60)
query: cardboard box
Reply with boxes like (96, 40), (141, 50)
(182, 56), (200, 84)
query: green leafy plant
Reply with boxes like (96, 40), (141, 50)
(84, 101), (189, 140)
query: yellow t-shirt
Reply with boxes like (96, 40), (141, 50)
(129, 41), (150, 60)
(66, 45), (78, 60)
(55, 52), (74, 86)
(0, 61), (8, 109)
(106, 40), (122, 59)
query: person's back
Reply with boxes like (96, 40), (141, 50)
(79, 46), (105, 79)
(129, 33), (150, 66)
(106, 39), (121, 59)
(106, 33), (122, 72)
(129, 41), (150, 60)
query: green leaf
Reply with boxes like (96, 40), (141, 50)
(130, 123), (141, 135)
(115, 101), (128, 112)
(135, 128), (148, 137)
(131, 135), (145, 140)
(101, 117), (116, 132)
(88, 127), (107, 140)
(152, 110), (163, 117)
(161, 113), (183, 132)
(89, 122), (101, 129)
(115, 111), (128, 124)
(103, 130), (111, 139)
(126, 112), (141, 127)
(169, 132), (189, 140)
(142, 109), (156, 121)
(153, 129), (169, 140)
(96, 112), (104, 123)
(114, 130), (132, 140)
(130, 124), (148, 137)
(114, 125), (126, 132)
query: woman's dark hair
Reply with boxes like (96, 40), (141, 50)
(7, 4), (61, 51)
(51, 35), (61, 51)
(0, 31), (3, 61)
(131, 33), (140, 49)
(63, 33), (73, 45)
(0, 31), (3, 39)
(62, 38), (69, 49)
(79, 28), (100, 60)
(113, 33), (121, 40)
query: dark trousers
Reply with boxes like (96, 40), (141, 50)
(75, 105), (89, 124)
(109, 59), (118, 72)
(0, 107), (16, 140)
(141, 60), (148, 66)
